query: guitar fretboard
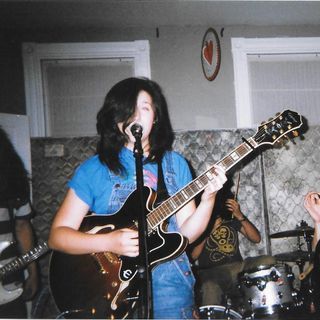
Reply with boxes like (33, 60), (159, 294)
(147, 138), (257, 232)
(0, 242), (49, 280)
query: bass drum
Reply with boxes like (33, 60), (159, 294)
(199, 305), (242, 319)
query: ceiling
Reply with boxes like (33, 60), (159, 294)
(0, 0), (320, 32)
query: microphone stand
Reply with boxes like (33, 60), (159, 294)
(132, 129), (152, 319)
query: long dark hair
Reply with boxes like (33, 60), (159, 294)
(96, 77), (174, 174)
(0, 126), (30, 208)
(213, 179), (235, 221)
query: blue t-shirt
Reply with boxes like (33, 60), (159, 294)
(69, 147), (192, 217)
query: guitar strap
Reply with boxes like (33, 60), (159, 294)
(154, 158), (169, 207)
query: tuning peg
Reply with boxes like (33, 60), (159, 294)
(275, 112), (282, 120)
(292, 130), (299, 137)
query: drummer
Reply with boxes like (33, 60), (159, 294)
(190, 183), (275, 309)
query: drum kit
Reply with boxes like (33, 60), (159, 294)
(198, 222), (316, 319)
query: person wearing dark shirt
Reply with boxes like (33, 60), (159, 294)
(191, 187), (275, 309)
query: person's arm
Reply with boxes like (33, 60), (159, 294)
(176, 166), (227, 244)
(312, 221), (320, 250)
(304, 191), (320, 249)
(225, 199), (261, 243)
(190, 216), (222, 260)
(48, 189), (139, 257)
(15, 218), (39, 300)
(298, 192), (320, 280)
(190, 238), (206, 261)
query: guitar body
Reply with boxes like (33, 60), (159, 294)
(0, 241), (23, 305)
(49, 187), (188, 319)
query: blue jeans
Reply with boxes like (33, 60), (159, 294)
(152, 254), (196, 319)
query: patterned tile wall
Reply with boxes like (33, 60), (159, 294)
(173, 129), (267, 258)
(30, 126), (320, 317)
(264, 125), (320, 255)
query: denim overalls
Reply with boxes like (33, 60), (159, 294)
(107, 152), (196, 319)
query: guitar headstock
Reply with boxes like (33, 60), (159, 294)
(253, 110), (303, 146)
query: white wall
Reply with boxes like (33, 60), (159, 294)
(83, 25), (320, 131)
(0, 113), (31, 175)
(4, 24), (320, 131)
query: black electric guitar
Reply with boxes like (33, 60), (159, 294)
(0, 241), (49, 305)
(49, 110), (303, 319)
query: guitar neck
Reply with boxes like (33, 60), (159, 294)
(147, 138), (257, 231)
(0, 242), (49, 280)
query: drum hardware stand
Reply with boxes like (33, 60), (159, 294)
(293, 222), (316, 314)
(222, 294), (233, 320)
(246, 299), (255, 320)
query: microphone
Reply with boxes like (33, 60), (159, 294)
(130, 123), (143, 137)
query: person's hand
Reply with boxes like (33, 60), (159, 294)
(225, 199), (243, 220)
(213, 216), (223, 231)
(22, 269), (39, 301)
(201, 165), (227, 202)
(304, 192), (320, 223)
(107, 228), (139, 257)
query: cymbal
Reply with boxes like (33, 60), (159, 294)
(274, 250), (312, 262)
(270, 226), (314, 238)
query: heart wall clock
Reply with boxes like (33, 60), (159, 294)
(201, 28), (221, 81)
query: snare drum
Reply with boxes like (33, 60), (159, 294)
(238, 264), (295, 316)
(199, 305), (242, 319)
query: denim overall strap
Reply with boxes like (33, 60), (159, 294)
(154, 158), (169, 207)
(107, 166), (137, 214)
(162, 152), (180, 232)
(163, 152), (179, 192)
(152, 153), (196, 318)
